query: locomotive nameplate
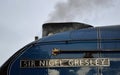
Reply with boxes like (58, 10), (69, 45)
(20, 58), (110, 68)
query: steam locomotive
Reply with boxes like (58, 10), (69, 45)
(0, 22), (120, 75)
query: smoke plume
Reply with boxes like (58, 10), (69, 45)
(47, 0), (115, 23)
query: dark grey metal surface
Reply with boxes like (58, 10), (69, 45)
(42, 22), (93, 37)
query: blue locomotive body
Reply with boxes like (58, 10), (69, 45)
(0, 23), (120, 75)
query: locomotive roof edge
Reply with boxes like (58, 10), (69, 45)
(43, 22), (93, 27)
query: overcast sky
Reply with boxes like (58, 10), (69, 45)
(0, 0), (120, 66)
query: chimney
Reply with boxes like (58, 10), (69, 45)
(42, 22), (93, 37)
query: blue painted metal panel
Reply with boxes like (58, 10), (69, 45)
(71, 27), (97, 40)
(100, 26), (120, 75)
(3, 25), (120, 75)
(9, 28), (98, 75)
(9, 45), (49, 75)
(100, 25), (120, 49)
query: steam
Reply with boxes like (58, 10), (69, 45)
(47, 0), (115, 23)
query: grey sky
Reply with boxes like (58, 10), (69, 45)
(0, 0), (120, 66)
(0, 0), (64, 66)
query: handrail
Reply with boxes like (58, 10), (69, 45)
(52, 48), (120, 56)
